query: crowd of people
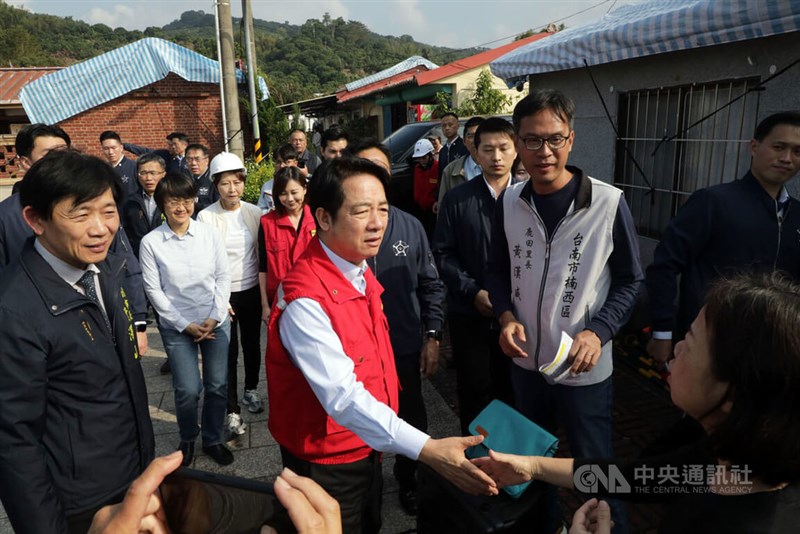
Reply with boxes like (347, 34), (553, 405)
(0, 89), (798, 534)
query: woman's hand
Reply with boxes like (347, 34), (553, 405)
(261, 468), (342, 534)
(470, 449), (537, 487)
(262, 304), (271, 326)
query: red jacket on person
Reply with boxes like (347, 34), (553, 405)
(265, 238), (400, 464)
(260, 204), (316, 303)
(413, 162), (439, 212)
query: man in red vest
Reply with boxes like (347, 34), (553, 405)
(265, 158), (497, 534)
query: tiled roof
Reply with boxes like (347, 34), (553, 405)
(0, 67), (61, 106)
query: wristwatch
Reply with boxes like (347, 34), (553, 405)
(424, 329), (443, 342)
(135, 322), (148, 333)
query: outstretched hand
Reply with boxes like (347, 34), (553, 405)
(470, 449), (536, 488)
(419, 435), (499, 495)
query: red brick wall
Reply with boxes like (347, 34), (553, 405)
(60, 72), (225, 158)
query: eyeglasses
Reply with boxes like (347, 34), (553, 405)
(165, 199), (194, 209)
(185, 156), (208, 163)
(520, 134), (570, 151)
(138, 170), (165, 177)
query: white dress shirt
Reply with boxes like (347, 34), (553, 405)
(34, 239), (107, 312)
(464, 155), (482, 181)
(278, 241), (430, 461)
(139, 219), (231, 332)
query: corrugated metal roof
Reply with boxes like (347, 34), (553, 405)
(0, 68), (61, 106)
(19, 38), (269, 124)
(344, 56), (438, 91)
(491, 0), (800, 83)
(337, 69), (426, 103)
(416, 32), (551, 86)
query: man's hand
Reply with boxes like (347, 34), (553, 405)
(473, 290), (493, 318)
(136, 331), (148, 356)
(569, 498), (613, 534)
(261, 468), (342, 534)
(647, 338), (672, 364)
(498, 311), (528, 358)
(420, 338), (440, 377)
(569, 329), (602, 374)
(297, 166), (310, 178)
(88, 451), (183, 534)
(418, 435), (499, 496)
(262, 304), (271, 326)
(432, 201), (439, 215)
(470, 449), (536, 488)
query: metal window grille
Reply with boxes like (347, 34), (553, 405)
(614, 79), (760, 239)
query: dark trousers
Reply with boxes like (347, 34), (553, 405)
(510, 366), (628, 533)
(226, 285), (262, 414)
(66, 489), (126, 534)
(280, 447), (383, 534)
(393, 351), (428, 490)
(448, 312), (513, 435)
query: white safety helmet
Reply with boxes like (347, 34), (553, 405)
(412, 139), (434, 158)
(210, 152), (247, 178)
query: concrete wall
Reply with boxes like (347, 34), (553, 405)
(442, 66), (527, 113)
(525, 32), (800, 261)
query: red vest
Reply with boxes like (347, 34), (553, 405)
(413, 162), (439, 211)
(260, 204), (316, 303)
(265, 238), (400, 464)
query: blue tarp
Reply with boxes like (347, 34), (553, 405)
(491, 0), (800, 84)
(20, 37), (269, 124)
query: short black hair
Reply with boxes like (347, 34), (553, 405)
(704, 272), (800, 485)
(348, 138), (391, 167)
(321, 127), (349, 150)
(441, 112), (458, 121)
(15, 123), (71, 159)
(185, 143), (209, 156)
(307, 157), (389, 225)
(99, 130), (121, 143)
(474, 117), (515, 149)
(272, 167), (307, 217)
(753, 112), (800, 141)
(513, 89), (575, 132)
(464, 116), (486, 132)
(166, 132), (189, 142)
(19, 149), (121, 220)
(273, 143), (298, 163)
(154, 172), (197, 211)
(137, 152), (166, 171)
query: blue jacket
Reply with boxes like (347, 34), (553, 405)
(0, 194), (148, 321)
(369, 207), (445, 357)
(113, 156), (140, 202)
(0, 243), (155, 533)
(647, 171), (800, 339)
(122, 188), (164, 258)
(438, 136), (468, 179)
(432, 175), (502, 318)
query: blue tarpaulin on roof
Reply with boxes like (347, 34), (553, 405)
(20, 37), (269, 124)
(490, 0), (800, 84)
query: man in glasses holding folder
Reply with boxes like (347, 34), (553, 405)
(486, 89), (642, 533)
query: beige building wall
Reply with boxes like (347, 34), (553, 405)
(439, 67), (527, 113)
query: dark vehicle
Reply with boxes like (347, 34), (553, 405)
(383, 116), (510, 214)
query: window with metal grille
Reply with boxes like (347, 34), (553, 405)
(614, 79), (760, 239)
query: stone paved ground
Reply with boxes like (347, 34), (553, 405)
(1, 324), (679, 533)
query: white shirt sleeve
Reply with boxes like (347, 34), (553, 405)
(210, 227), (231, 323)
(279, 297), (430, 460)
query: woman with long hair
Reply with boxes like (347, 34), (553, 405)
(258, 166), (316, 323)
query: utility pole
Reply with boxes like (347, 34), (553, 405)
(242, 0), (263, 162)
(215, 0), (244, 159)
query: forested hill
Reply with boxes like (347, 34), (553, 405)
(0, 2), (482, 104)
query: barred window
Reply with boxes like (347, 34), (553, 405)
(614, 79), (760, 239)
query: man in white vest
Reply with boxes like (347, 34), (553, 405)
(486, 89), (642, 533)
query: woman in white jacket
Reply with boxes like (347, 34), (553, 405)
(198, 152), (264, 438)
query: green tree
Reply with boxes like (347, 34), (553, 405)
(432, 69), (512, 117)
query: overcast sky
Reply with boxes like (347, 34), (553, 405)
(6, 0), (645, 49)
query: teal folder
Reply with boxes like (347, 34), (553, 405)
(466, 399), (559, 498)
